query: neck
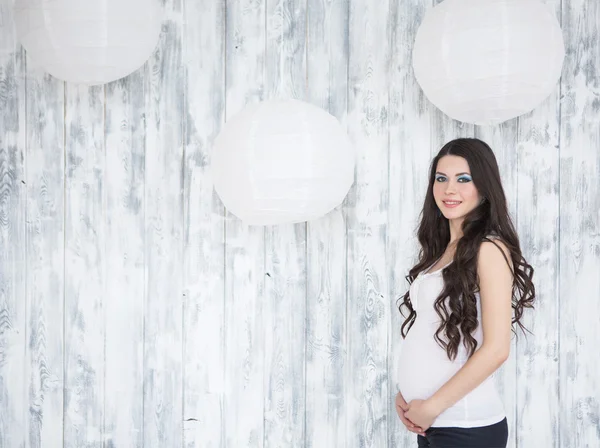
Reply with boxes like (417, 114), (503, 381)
(448, 218), (463, 244)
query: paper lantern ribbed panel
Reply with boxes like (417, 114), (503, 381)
(14, 0), (162, 85)
(211, 100), (355, 226)
(412, 0), (565, 125)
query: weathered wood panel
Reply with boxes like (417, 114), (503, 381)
(513, 3), (562, 448)
(181, 0), (226, 446)
(143, 1), (184, 446)
(0, 2), (26, 446)
(24, 56), (65, 448)
(263, 0), (307, 446)
(63, 83), (105, 447)
(305, 0), (349, 446)
(559, 1), (600, 447)
(346, 0), (390, 446)
(223, 0), (266, 446)
(104, 73), (146, 447)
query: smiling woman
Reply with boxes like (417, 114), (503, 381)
(395, 138), (536, 448)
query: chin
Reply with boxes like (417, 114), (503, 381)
(440, 206), (471, 219)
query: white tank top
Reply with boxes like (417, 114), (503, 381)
(397, 251), (506, 428)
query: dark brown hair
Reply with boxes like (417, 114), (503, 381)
(398, 138), (535, 360)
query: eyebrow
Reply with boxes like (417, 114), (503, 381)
(435, 172), (471, 176)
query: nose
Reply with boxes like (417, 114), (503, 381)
(445, 180), (458, 194)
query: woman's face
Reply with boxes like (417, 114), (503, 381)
(433, 155), (482, 220)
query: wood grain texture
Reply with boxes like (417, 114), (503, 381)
(0, 2), (26, 446)
(305, 211), (347, 448)
(263, 0), (307, 446)
(514, 112), (561, 445)
(143, 1), (184, 446)
(263, 222), (306, 447)
(63, 84), (106, 447)
(559, 1), (600, 447)
(223, 0), (266, 446)
(24, 65), (65, 448)
(181, 0), (226, 446)
(514, 2), (562, 447)
(346, 0), (390, 446)
(104, 73), (146, 447)
(305, 0), (349, 446)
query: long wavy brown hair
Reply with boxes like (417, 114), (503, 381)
(398, 138), (536, 361)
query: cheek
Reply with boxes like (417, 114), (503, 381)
(460, 184), (479, 201)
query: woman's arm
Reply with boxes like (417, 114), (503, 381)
(404, 240), (514, 428)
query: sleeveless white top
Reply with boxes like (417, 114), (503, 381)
(397, 247), (506, 428)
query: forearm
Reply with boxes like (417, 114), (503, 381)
(427, 346), (508, 415)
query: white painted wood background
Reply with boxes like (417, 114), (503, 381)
(0, 0), (598, 446)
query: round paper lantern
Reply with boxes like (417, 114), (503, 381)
(412, 0), (565, 125)
(14, 0), (162, 85)
(211, 99), (355, 226)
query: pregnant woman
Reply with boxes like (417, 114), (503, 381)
(395, 138), (536, 447)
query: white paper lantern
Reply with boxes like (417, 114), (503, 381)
(14, 0), (162, 85)
(412, 0), (565, 125)
(211, 99), (355, 226)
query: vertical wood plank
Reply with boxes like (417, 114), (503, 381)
(559, 1), (600, 447)
(0, 2), (27, 446)
(387, 1), (434, 446)
(181, 0), (226, 446)
(305, 0), (349, 446)
(263, 0), (307, 446)
(514, 111), (561, 444)
(514, 2), (562, 447)
(346, 0), (390, 445)
(143, 1), (184, 446)
(473, 122), (518, 448)
(223, 0), (266, 446)
(430, 113), (474, 151)
(104, 73), (146, 447)
(63, 84), (105, 447)
(24, 59), (65, 448)
(263, 218), (306, 447)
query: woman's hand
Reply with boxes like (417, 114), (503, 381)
(395, 392), (425, 436)
(404, 399), (440, 431)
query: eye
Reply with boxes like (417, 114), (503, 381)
(458, 175), (472, 183)
(435, 175), (447, 182)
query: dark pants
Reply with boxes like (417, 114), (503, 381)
(417, 418), (508, 448)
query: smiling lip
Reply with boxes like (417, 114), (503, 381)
(443, 200), (462, 208)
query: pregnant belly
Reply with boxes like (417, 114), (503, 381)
(397, 326), (466, 403)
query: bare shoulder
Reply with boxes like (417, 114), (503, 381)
(478, 237), (514, 276)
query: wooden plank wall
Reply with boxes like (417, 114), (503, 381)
(0, 0), (599, 447)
